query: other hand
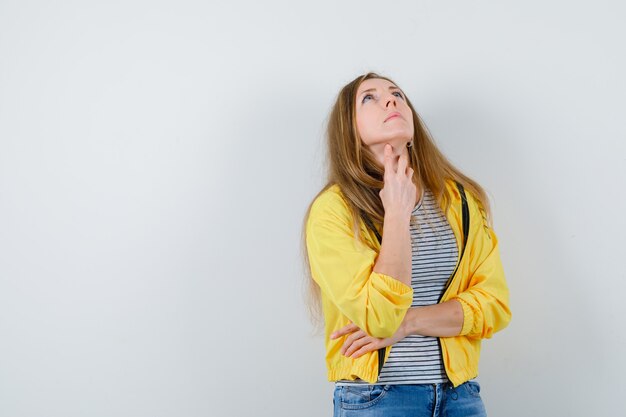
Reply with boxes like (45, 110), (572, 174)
(330, 321), (406, 359)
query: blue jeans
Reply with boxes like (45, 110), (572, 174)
(333, 381), (487, 417)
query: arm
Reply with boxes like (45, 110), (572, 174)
(373, 213), (412, 287)
(400, 300), (464, 337)
(332, 300), (463, 358)
(306, 191), (413, 338)
(401, 192), (511, 340)
(373, 143), (415, 288)
(452, 228), (511, 339)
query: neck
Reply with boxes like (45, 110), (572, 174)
(368, 141), (411, 171)
(367, 141), (421, 205)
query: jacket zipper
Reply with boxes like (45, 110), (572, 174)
(438, 182), (469, 303)
(437, 181), (470, 383)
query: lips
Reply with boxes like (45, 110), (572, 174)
(384, 112), (401, 122)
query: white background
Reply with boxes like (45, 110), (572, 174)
(1, 1), (625, 416)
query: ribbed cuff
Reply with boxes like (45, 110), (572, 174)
(454, 296), (474, 336)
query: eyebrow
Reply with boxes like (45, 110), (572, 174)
(358, 85), (403, 97)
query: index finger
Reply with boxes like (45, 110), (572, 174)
(383, 143), (394, 176)
(330, 323), (360, 339)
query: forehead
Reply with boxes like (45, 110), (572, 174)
(356, 78), (398, 94)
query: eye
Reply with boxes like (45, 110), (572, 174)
(392, 91), (404, 99)
(361, 94), (373, 104)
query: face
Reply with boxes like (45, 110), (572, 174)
(355, 78), (414, 149)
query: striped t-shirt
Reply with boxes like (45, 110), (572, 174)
(337, 188), (459, 386)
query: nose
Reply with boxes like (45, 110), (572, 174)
(385, 94), (397, 108)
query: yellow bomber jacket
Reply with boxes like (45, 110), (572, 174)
(305, 179), (512, 387)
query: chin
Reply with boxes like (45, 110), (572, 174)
(364, 137), (410, 152)
(383, 137), (411, 150)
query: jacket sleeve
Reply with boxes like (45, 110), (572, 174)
(305, 192), (414, 338)
(452, 192), (512, 340)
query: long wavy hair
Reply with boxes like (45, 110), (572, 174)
(301, 72), (491, 333)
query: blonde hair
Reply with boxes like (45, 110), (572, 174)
(301, 72), (491, 333)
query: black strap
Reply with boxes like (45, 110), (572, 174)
(457, 182), (470, 254)
(360, 181), (469, 378)
(436, 181), (469, 302)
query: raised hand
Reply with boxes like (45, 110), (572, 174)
(378, 143), (417, 221)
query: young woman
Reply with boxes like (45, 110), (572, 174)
(302, 72), (511, 416)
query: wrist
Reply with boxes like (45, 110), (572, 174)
(384, 212), (411, 226)
(401, 308), (417, 337)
